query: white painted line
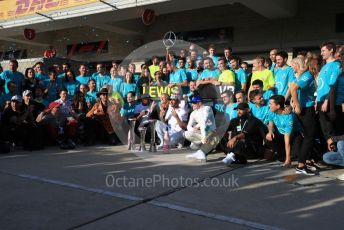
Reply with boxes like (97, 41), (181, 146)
(148, 200), (286, 230)
(14, 173), (144, 202)
(0, 154), (29, 159)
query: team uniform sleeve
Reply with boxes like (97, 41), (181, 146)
(287, 68), (296, 84)
(198, 70), (205, 80)
(329, 63), (342, 86)
(296, 73), (311, 89)
(0, 72), (4, 80)
(267, 111), (275, 123)
(180, 70), (187, 82)
(239, 69), (247, 84)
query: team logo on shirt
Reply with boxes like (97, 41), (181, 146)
(300, 75), (308, 82)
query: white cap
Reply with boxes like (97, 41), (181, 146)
(22, 90), (32, 97)
(11, 95), (22, 103)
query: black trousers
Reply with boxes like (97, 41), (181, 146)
(218, 135), (261, 159)
(317, 102), (335, 140)
(335, 105), (344, 135)
(266, 131), (303, 162)
(297, 107), (317, 164)
(84, 118), (117, 144)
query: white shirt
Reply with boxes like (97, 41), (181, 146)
(165, 106), (188, 134)
(187, 105), (216, 138)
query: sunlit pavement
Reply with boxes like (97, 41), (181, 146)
(0, 145), (343, 230)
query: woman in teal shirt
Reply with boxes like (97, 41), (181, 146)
(120, 72), (139, 98)
(64, 70), (80, 100)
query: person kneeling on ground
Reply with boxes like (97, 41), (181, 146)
(221, 102), (266, 165)
(36, 101), (76, 149)
(155, 93), (188, 149)
(266, 95), (306, 172)
(185, 95), (219, 161)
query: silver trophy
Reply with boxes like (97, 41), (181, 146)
(138, 126), (147, 152)
(148, 119), (157, 152)
(128, 118), (136, 150)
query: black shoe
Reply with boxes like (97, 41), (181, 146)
(305, 163), (317, 172)
(233, 155), (247, 164)
(295, 166), (315, 176)
(67, 139), (76, 148)
(60, 140), (75, 150)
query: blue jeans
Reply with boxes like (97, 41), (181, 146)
(323, 140), (344, 166)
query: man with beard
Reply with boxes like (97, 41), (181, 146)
(221, 102), (266, 165)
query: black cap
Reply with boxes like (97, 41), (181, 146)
(96, 88), (109, 97)
(140, 93), (150, 100)
(234, 102), (249, 110)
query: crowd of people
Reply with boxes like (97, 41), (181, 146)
(0, 42), (344, 179)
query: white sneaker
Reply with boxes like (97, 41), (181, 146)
(337, 173), (344, 181)
(222, 152), (236, 165)
(177, 143), (183, 149)
(186, 150), (206, 161)
(195, 150), (206, 161)
(186, 151), (199, 159)
(189, 143), (201, 150)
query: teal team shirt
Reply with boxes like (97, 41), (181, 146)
(199, 69), (220, 80)
(294, 71), (315, 108)
(270, 63), (276, 74)
(186, 69), (198, 81)
(42, 79), (62, 103)
(0, 70), (24, 94)
(234, 68), (246, 91)
(268, 112), (302, 135)
(317, 61), (342, 102)
(225, 103), (238, 122)
(169, 69), (187, 83)
(120, 82), (139, 98)
(263, 90), (275, 102)
(35, 73), (49, 81)
(213, 102), (237, 122)
(120, 103), (136, 118)
(64, 81), (80, 99)
(76, 75), (93, 85)
(57, 72), (66, 80)
(109, 77), (123, 93)
(86, 91), (97, 105)
(249, 102), (271, 126)
(209, 56), (219, 67)
(274, 66), (295, 96)
(94, 73), (111, 91)
(134, 74), (140, 84)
